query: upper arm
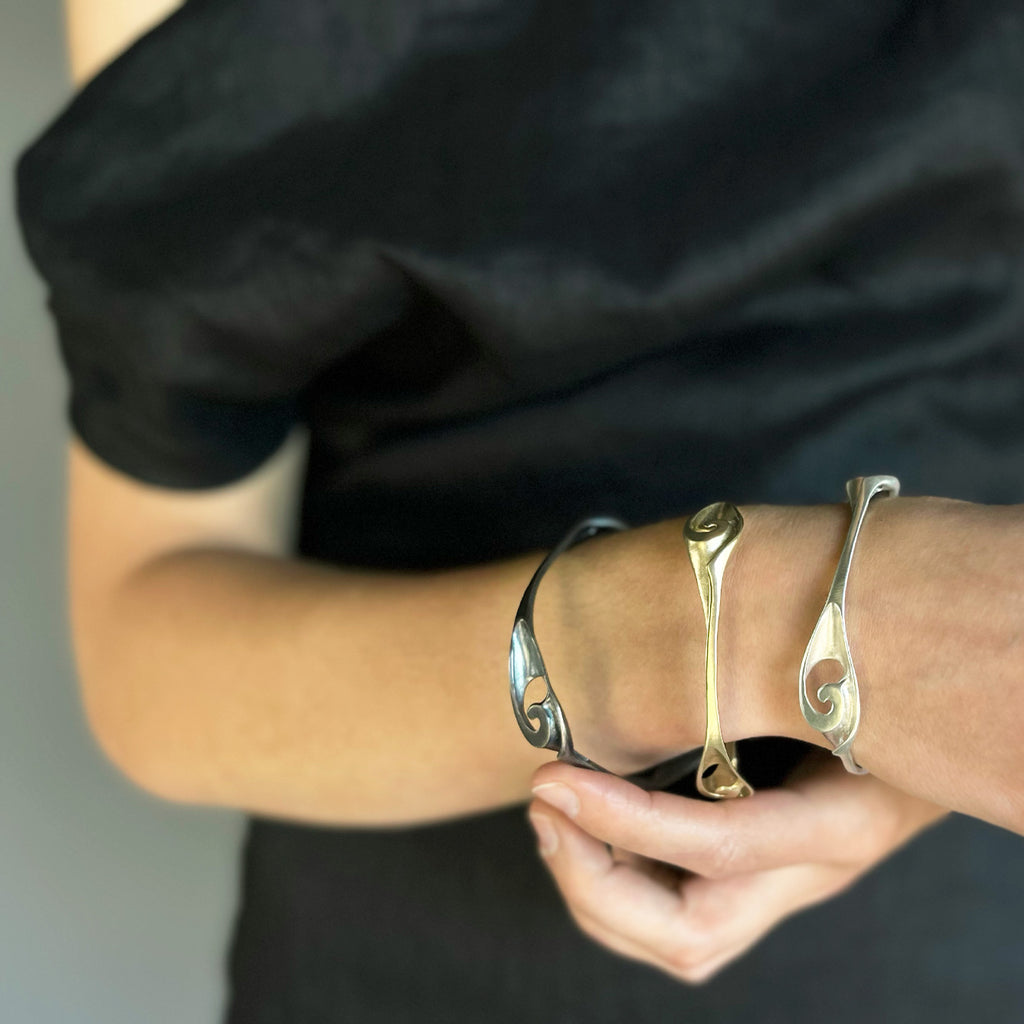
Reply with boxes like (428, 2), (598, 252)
(67, 425), (309, 692)
(64, 0), (183, 85)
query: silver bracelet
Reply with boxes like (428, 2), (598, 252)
(798, 475), (899, 773)
(509, 517), (701, 791)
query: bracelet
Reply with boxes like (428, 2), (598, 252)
(684, 502), (754, 800)
(798, 475), (900, 773)
(509, 517), (701, 792)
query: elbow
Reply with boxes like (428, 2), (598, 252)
(74, 647), (200, 806)
(71, 583), (208, 805)
(82, 682), (195, 805)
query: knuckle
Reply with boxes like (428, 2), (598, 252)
(671, 955), (725, 985)
(665, 942), (713, 982)
(548, 856), (593, 903)
(557, 874), (592, 914)
(682, 892), (724, 936)
(702, 831), (742, 878)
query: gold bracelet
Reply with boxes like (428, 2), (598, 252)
(798, 475), (899, 773)
(684, 501), (753, 800)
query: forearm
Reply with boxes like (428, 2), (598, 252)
(84, 547), (565, 826)
(81, 490), (1023, 834)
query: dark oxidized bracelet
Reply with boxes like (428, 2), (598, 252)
(509, 517), (701, 792)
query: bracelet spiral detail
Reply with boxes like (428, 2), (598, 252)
(508, 518), (627, 773)
(509, 517), (703, 792)
(798, 475), (900, 774)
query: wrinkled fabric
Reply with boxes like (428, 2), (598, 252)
(15, 0), (1024, 1020)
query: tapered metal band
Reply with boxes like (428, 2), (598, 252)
(684, 502), (753, 800)
(798, 475), (900, 774)
(509, 517), (627, 774)
(509, 517), (702, 791)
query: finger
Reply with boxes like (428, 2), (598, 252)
(531, 757), (935, 878)
(530, 799), (742, 974)
(529, 800), (862, 984)
(530, 762), (828, 877)
(679, 860), (856, 958)
(784, 751), (949, 855)
(527, 807), (678, 973)
(662, 861), (853, 982)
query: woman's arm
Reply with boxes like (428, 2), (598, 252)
(53, 4), (706, 827)
(79, 415), (1024, 833)
(70, 428), (713, 826)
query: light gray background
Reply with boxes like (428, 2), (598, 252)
(1, 5), (242, 1022)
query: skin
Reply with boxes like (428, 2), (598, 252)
(64, 0), (181, 85)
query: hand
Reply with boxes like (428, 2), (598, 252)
(527, 751), (947, 984)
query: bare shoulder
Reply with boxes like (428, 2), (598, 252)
(65, 0), (184, 85)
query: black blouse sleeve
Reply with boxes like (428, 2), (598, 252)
(14, 0), (411, 489)
(35, 267), (302, 490)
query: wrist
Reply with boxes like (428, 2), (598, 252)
(727, 503), (850, 749)
(539, 518), (704, 773)
(537, 503), (852, 777)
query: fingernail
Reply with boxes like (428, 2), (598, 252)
(528, 810), (559, 857)
(531, 782), (580, 819)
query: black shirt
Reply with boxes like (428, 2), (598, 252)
(16, 1), (1024, 1020)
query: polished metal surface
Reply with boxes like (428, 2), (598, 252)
(798, 475), (900, 773)
(509, 518), (629, 774)
(509, 517), (702, 791)
(684, 502), (753, 800)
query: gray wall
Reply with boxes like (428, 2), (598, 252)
(1, 6), (242, 1022)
